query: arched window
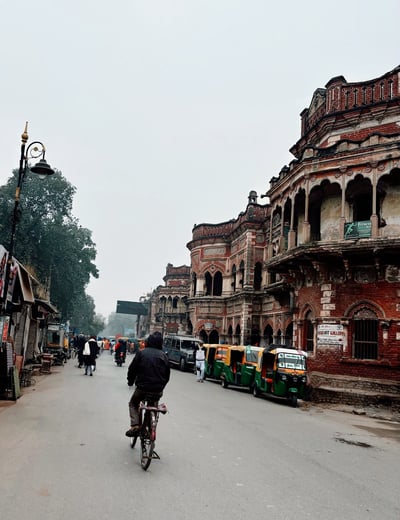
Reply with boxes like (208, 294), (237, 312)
(239, 261), (245, 286)
(352, 308), (378, 359)
(231, 265), (237, 292)
(159, 297), (166, 314)
(187, 319), (193, 335)
(209, 330), (219, 343)
(172, 296), (179, 309)
(205, 270), (222, 296)
(227, 325), (233, 344)
(285, 322), (293, 347)
(234, 324), (241, 345)
(346, 175), (373, 224)
(192, 273), (197, 296)
(199, 330), (208, 342)
(250, 327), (260, 346)
(304, 311), (314, 353)
(254, 262), (262, 290)
(263, 325), (273, 345)
(213, 271), (222, 296)
(205, 272), (212, 295)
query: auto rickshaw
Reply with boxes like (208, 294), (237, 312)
(203, 344), (229, 380)
(220, 345), (263, 390)
(252, 346), (307, 407)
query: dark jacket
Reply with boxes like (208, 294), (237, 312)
(127, 346), (170, 393)
(115, 340), (127, 354)
(84, 338), (98, 365)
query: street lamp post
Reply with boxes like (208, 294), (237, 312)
(1, 122), (55, 316)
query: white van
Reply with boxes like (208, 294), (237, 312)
(162, 334), (203, 371)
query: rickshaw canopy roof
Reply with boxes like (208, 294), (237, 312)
(262, 346), (307, 356)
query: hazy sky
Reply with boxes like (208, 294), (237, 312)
(1, 1), (399, 318)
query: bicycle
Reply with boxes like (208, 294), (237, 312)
(130, 396), (168, 471)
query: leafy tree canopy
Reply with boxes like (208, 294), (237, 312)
(0, 168), (99, 331)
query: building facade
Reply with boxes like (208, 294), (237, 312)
(187, 66), (400, 405)
(147, 263), (191, 337)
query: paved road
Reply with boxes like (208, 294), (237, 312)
(0, 353), (399, 520)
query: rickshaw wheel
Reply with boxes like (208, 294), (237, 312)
(221, 378), (228, 388)
(289, 394), (298, 407)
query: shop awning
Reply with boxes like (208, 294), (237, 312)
(17, 263), (35, 304)
(35, 299), (58, 314)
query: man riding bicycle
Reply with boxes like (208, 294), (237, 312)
(125, 332), (170, 437)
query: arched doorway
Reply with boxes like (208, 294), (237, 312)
(209, 330), (219, 343)
(285, 322), (293, 347)
(199, 330), (208, 343)
(227, 325), (233, 344)
(250, 327), (260, 346)
(263, 324), (273, 345)
(234, 324), (241, 345)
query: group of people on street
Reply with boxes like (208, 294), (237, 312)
(74, 330), (201, 436)
(74, 334), (100, 375)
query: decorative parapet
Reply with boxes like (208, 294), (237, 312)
(303, 66), (400, 137)
(190, 204), (269, 242)
(164, 263), (191, 277)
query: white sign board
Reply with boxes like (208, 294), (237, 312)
(317, 324), (345, 345)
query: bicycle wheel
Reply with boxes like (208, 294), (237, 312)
(140, 411), (155, 471)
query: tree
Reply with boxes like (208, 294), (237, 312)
(68, 292), (105, 336)
(0, 168), (99, 326)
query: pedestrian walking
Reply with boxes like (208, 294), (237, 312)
(195, 344), (205, 382)
(76, 334), (86, 368)
(83, 335), (98, 376)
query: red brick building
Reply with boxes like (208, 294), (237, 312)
(187, 66), (400, 406)
(147, 263), (191, 336)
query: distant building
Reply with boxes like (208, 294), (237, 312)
(147, 263), (191, 336)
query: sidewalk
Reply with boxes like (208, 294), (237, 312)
(302, 400), (400, 423)
(0, 363), (68, 412)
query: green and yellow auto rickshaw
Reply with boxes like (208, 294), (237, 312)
(252, 346), (307, 407)
(220, 345), (263, 391)
(203, 344), (229, 381)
